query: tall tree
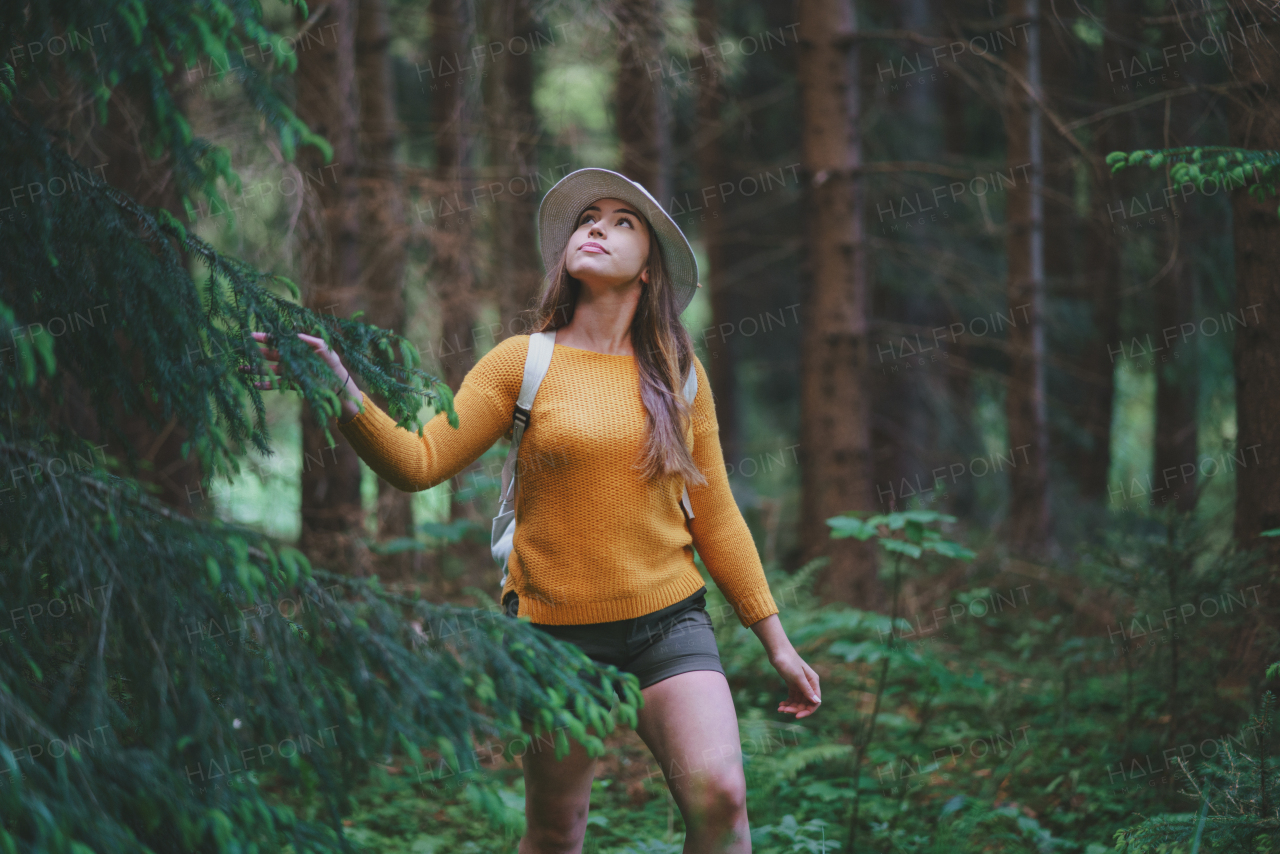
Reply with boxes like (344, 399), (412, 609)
(1227, 3), (1280, 555)
(1077, 0), (1136, 504)
(294, 1), (367, 571)
(428, 0), (485, 533)
(614, 0), (670, 200)
(356, 0), (416, 575)
(1153, 39), (1201, 516)
(428, 0), (476, 392)
(1002, 0), (1050, 554)
(692, 0), (742, 465)
(76, 78), (205, 514)
(935, 0), (977, 518)
(485, 0), (544, 332)
(797, 0), (878, 607)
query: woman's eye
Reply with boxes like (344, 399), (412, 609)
(618, 219), (632, 228)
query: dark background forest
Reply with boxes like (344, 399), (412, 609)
(2, 0), (1279, 851)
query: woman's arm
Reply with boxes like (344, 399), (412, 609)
(249, 331), (523, 492)
(683, 356), (820, 716)
(684, 358), (779, 628)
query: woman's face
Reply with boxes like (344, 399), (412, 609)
(562, 197), (652, 287)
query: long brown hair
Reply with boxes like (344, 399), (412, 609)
(526, 208), (708, 490)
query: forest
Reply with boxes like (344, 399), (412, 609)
(1, 0), (1279, 851)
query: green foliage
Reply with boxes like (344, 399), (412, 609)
(0, 1), (635, 851)
(310, 504), (1272, 852)
(1106, 146), (1280, 216)
(1115, 672), (1280, 853)
(827, 510), (978, 562)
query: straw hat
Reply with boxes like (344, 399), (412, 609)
(537, 167), (701, 315)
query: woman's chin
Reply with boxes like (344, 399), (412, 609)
(565, 266), (635, 289)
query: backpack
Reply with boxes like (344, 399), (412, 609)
(491, 328), (699, 590)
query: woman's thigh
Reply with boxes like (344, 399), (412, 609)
(518, 713), (598, 832)
(632, 669), (746, 811)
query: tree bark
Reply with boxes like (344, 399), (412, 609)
(1002, 0), (1050, 555)
(1152, 228), (1199, 515)
(85, 76), (204, 515)
(614, 0), (670, 200)
(356, 0), (416, 577)
(1153, 40), (1201, 517)
(692, 0), (741, 467)
(428, 0), (484, 530)
(295, 0), (367, 572)
(1077, 0), (1137, 505)
(797, 0), (878, 607)
(1227, 5), (1280, 556)
(486, 0), (544, 334)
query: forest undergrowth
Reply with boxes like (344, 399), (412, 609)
(262, 503), (1279, 854)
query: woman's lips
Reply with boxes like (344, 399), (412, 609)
(579, 241), (607, 254)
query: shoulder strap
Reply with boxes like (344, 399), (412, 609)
(493, 330), (556, 586)
(679, 359), (698, 521)
(499, 329), (556, 510)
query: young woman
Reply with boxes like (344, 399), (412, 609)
(250, 168), (820, 853)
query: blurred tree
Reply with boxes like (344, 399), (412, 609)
(1002, 0), (1051, 555)
(1153, 18), (1202, 517)
(427, 0), (483, 532)
(356, 0), (416, 575)
(867, 0), (934, 522)
(1227, 1), (1280, 555)
(613, 0), (670, 200)
(797, 0), (879, 607)
(1076, 0), (1133, 505)
(484, 0), (544, 333)
(693, 0), (742, 465)
(295, 0), (368, 572)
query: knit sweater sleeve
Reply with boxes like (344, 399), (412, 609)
(685, 355), (780, 628)
(334, 335), (528, 492)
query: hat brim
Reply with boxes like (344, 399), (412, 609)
(537, 168), (699, 316)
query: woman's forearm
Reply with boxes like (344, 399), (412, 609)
(749, 613), (796, 661)
(337, 371), (362, 422)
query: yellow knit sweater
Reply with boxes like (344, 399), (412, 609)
(335, 334), (779, 628)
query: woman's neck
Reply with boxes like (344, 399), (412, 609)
(557, 280), (641, 356)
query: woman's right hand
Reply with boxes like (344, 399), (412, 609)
(247, 331), (363, 421)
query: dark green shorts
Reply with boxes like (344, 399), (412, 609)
(502, 586), (725, 694)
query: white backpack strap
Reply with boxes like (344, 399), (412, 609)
(493, 330), (557, 585)
(679, 359), (698, 522)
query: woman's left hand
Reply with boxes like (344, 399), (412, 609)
(769, 647), (821, 719)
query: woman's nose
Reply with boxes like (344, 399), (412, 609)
(588, 222), (605, 238)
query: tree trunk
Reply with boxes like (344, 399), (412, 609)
(1002, 0), (1050, 555)
(1227, 6), (1280, 556)
(1153, 55), (1200, 516)
(936, 1), (975, 517)
(295, 0), (367, 572)
(692, 0), (741, 467)
(86, 76), (205, 515)
(486, 0), (544, 334)
(1077, 0), (1137, 505)
(614, 0), (670, 200)
(1152, 235), (1198, 515)
(797, 0), (878, 607)
(869, 0), (928, 517)
(428, 0), (483, 531)
(356, 0), (416, 577)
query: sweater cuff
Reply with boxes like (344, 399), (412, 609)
(728, 587), (779, 629)
(336, 391), (385, 443)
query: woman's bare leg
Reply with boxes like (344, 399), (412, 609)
(634, 670), (751, 853)
(517, 715), (598, 854)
